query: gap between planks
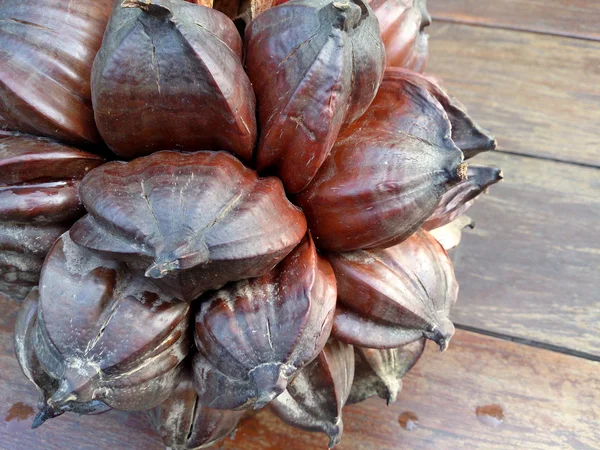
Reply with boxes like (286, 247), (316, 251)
(455, 324), (600, 363)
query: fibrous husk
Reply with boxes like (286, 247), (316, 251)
(0, 135), (104, 300)
(0, 0), (112, 143)
(295, 68), (465, 252)
(147, 370), (245, 449)
(70, 151), (307, 302)
(92, 0), (257, 160)
(17, 233), (191, 427)
(429, 215), (474, 252)
(348, 339), (425, 405)
(193, 235), (337, 410)
(245, 0), (386, 193)
(329, 229), (458, 350)
(392, 68), (497, 158)
(270, 339), (354, 448)
(424, 165), (503, 231)
(369, 0), (430, 71)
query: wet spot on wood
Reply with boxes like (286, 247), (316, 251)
(476, 404), (504, 428)
(398, 411), (419, 431)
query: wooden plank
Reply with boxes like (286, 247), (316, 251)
(448, 151), (600, 356)
(2, 296), (599, 448)
(426, 22), (600, 167)
(226, 330), (600, 450)
(428, 0), (600, 41)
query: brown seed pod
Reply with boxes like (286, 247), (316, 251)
(429, 215), (474, 252)
(0, 136), (104, 300)
(23, 232), (191, 427)
(0, 0), (112, 143)
(193, 235), (337, 410)
(424, 165), (503, 231)
(245, 0), (386, 193)
(91, 0), (257, 161)
(348, 339), (425, 405)
(147, 370), (245, 449)
(295, 69), (465, 252)
(392, 68), (497, 158)
(370, 0), (430, 71)
(70, 151), (307, 302)
(14, 289), (112, 429)
(329, 229), (458, 350)
(270, 339), (354, 448)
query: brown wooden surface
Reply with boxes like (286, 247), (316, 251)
(428, 0), (600, 40)
(426, 22), (600, 167)
(449, 151), (600, 356)
(2, 293), (599, 449)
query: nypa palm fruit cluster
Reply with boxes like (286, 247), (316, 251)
(1, 0), (502, 447)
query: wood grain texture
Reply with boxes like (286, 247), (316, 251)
(2, 295), (599, 449)
(426, 22), (600, 167)
(428, 0), (600, 41)
(448, 151), (600, 356)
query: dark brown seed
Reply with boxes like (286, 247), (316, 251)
(424, 165), (503, 231)
(0, 136), (104, 300)
(0, 0), (112, 143)
(295, 69), (465, 252)
(370, 0), (431, 71)
(21, 233), (191, 427)
(70, 151), (307, 302)
(390, 68), (497, 158)
(92, 0), (257, 160)
(245, 0), (385, 193)
(270, 339), (354, 448)
(193, 235), (337, 410)
(348, 339), (425, 405)
(147, 370), (245, 449)
(329, 229), (458, 350)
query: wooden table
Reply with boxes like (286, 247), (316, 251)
(1, 0), (599, 448)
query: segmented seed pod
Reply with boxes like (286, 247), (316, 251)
(14, 289), (112, 429)
(295, 69), (465, 252)
(147, 370), (245, 449)
(429, 215), (474, 252)
(245, 0), (386, 193)
(392, 68), (497, 158)
(369, 0), (430, 71)
(92, 0), (257, 160)
(348, 339), (425, 405)
(424, 165), (503, 231)
(193, 235), (337, 410)
(0, 0), (112, 143)
(270, 339), (354, 448)
(329, 229), (458, 350)
(25, 233), (191, 427)
(0, 135), (104, 301)
(70, 151), (307, 302)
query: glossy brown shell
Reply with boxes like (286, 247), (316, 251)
(392, 68), (497, 158)
(295, 69), (465, 252)
(0, 136), (104, 300)
(92, 0), (257, 160)
(270, 339), (354, 448)
(148, 371), (244, 449)
(70, 151), (307, 302)
(0, 0), (112, 143)
(424, 165), (503, 231)
(29, 233), (191, 426)
(370, 0), (430, 71)
(245, 0), (385, 193)
(329, 229), (458, 350)
(14, 289), (112, 428)
(348, 339), (425, 405)
(193, 235), (337, 410)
